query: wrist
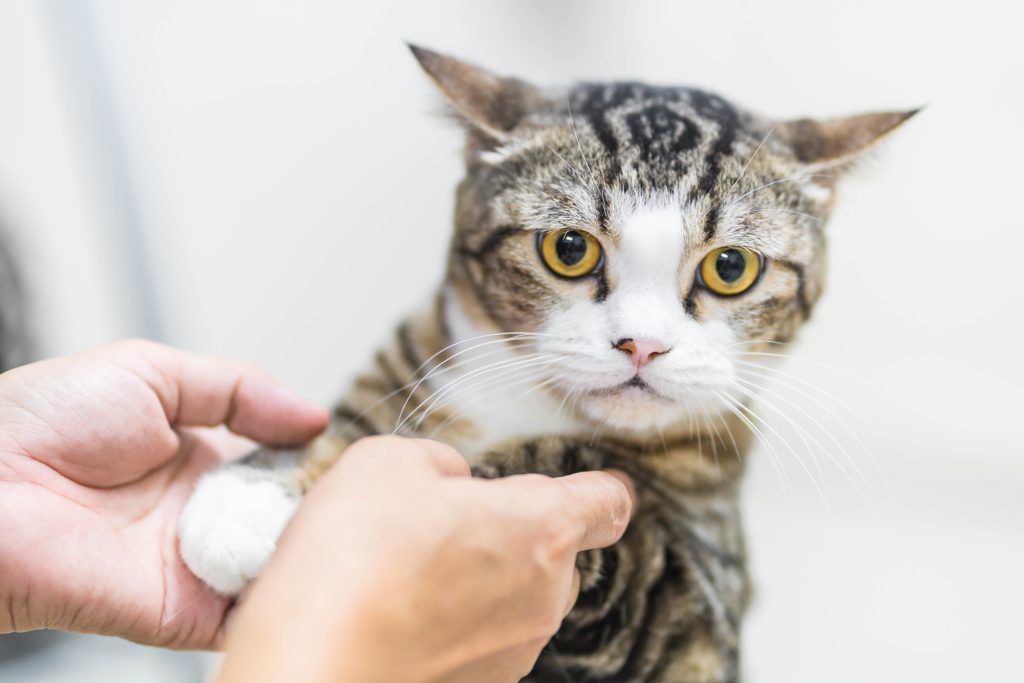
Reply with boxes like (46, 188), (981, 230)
(215, 576), (411, 683)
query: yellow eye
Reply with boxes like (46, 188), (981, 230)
(538, 229), (603, 278)
(699, 247), (763, 296)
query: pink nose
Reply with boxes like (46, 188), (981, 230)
(614, 337), (671, 370)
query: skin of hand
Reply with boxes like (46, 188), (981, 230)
(216, 436), (636, 683)
(0, 339), (329, 648)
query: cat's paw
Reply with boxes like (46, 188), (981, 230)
(178, 468), (299, 595)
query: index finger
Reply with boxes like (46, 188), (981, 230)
(555, 470), (636, 551)
(338, 436), (472, 478)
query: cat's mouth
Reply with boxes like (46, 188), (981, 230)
(589, 375), (670, 401)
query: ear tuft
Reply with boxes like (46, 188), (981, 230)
(777, 108), (920, 167)
(407, 44), (539, 143)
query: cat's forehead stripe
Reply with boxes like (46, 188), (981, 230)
(569, 82), (746, 188)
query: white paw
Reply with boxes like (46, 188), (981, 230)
(178, 468), (299, 595)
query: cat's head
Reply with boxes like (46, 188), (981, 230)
(413, 46), (913, 435)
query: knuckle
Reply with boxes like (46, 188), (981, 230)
(497, 474), (562, 514)
(411, 438), (469, 471)
(513, 472), (557, 495)
(345, 434), (402, 460)
(511, 642), (547, 680)
(525, 635), (554, 653)
(345, 435), (461, 476)
(518, 472), (552, 485)
(111, 337), (162, 357)
(234, 360), (274, 382)
(503, 638), (549, 681)
(353, 434), (401, 450)
(536, 609), (565, 639)
(537, 515), (580, 561)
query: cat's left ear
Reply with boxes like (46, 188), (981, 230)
(775, 108), (920, 171)
(408, 44), (542, 147)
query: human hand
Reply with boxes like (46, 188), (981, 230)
(216, 436), (634, 683)
(0, 340), (328, 648)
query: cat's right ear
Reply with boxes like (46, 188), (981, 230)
(408, 44), (541, 147)
(775, 109), (920, 173)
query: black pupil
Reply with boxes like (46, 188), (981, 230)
(715, 250), (747, 283)
(555, 231), (588, 266)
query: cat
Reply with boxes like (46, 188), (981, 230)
(178, 45), (913, 682)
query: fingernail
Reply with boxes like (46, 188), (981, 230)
(601, 468), (638, 518)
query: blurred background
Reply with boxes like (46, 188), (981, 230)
(0, 0), (1021, 681)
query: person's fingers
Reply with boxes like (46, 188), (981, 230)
(555, 470), (634, 552)
(601, 469), (638, 518)
(340, 436), (472, 478)
(406, 438), (472, 477)
(221, 374), (329, 445)
(444, 638), (550, 683)
(564, 568), (582, 617)
(123, 341), (329, 445)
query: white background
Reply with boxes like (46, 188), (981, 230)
(0, 1), (1021, 681)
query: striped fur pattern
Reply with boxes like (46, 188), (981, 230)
(179, 46), (913, 681)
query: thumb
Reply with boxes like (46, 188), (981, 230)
(126, 341), (330, 445)
(555, 469), (636, 552)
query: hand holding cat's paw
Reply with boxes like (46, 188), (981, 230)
(178, 468), (299, 596)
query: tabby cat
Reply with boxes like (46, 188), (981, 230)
(179, 46), (913, 682)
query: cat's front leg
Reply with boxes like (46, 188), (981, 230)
(177, 434), (349, 595)
(177, 449), (303, 595)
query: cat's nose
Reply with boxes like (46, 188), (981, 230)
(613, 337), (671, 369)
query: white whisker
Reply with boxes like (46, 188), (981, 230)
(727, 126), (774, 196)
(734, 363), (895, 510)
(746, 207), (823, 223)
(722, 387), (832, 513)
(715, 391), (794, 511)
(729, 172), (837, 205)
(567, 96), (596, 185)
(734, 375), (875, 501)
(394, 353), (557, 434)
(395, 333), (547, 428)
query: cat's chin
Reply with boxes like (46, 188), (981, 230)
(574, 383), (689, 433)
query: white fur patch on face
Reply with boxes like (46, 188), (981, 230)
(607, 204), (687, 340)
(537, 200), (740, 433)
(178, 468), (298, 595)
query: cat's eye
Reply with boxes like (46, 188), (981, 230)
(538, 229), (603, 278)
(698, 247), (763, 296)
